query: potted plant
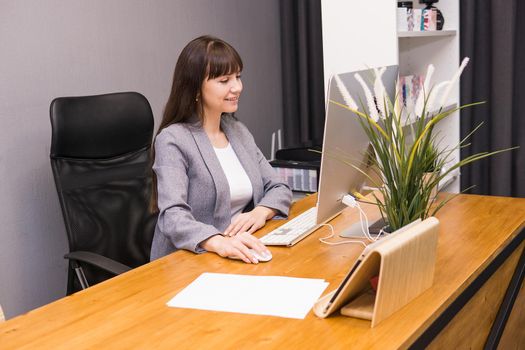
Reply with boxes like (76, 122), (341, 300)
(332, 58), (516, 232)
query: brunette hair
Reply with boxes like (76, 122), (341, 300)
(150, 35), (243, 212)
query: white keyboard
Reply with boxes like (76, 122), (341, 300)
(260, 207), (319, 246)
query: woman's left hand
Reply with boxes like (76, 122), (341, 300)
(223, 206), (277, 237)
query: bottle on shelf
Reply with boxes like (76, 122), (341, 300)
(419, 0), (445, 30)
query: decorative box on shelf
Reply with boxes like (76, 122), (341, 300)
(270, 159), (320, 193)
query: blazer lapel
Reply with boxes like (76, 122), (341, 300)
(188, 123), (231, 225)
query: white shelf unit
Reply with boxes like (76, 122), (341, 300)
(321, 1), (398, 92)
(320, 0), (460, 192)
(397, 1), (460, 192)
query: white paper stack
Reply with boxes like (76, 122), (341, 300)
(167, 273), (329, 319)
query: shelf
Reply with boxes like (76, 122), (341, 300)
(439, 170), (460, 191)
(428, 103), (458, 118)
(397, 30), (457, 38)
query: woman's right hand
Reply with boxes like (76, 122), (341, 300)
(201, 232), (269, 264)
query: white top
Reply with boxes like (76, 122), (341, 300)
(214, 143), (253, 219)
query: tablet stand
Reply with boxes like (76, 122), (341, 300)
(314, 217), (439, 327)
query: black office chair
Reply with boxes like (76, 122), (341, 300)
(50, 92), (157, 294)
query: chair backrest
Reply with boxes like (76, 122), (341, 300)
(50, 92), (157, 292)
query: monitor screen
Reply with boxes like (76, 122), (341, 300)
(316, 65), (398, 225)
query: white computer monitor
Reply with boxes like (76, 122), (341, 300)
(315, 65), (398, 226)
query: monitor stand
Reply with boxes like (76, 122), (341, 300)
(339, 218), (388, 239)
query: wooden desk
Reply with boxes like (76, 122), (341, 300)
(1, 194), (524, 349)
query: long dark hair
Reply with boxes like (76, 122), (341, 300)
(150, 35), (243, 212)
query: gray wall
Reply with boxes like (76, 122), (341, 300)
(0, 0), (282, 319)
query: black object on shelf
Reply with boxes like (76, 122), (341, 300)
(419, 0), (445, 30)
(271, 145), (322, 193)
(275, 145), (321, 162)
(398, 1), (413, 9)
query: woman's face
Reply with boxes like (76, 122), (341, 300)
(201, 72), (243, 119)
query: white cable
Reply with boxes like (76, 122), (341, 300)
(318, 223), (367, 247)
(341, 194), (357, 208)
(341, 194), (385, 243)
(357, 202), (387, 242)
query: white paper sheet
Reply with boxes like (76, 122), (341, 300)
(167, 273), (329, 319)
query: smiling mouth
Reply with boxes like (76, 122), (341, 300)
(225, 97), (239, 102)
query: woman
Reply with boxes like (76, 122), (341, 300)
(150, 35), (292, 263)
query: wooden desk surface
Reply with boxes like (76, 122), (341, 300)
(2, 194), (525, 349)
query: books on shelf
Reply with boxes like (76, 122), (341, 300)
(397, 75), (457, 125)
(396, 7), (408, 31)
(270, 160), (319, 193)
(398, 74), (423, 123)
(412, 9), (422, 32)
(423, 8), (437, 31)
(397, 7), (437, 32)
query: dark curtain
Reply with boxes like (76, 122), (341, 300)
(280, 0), (325, 148)
(460, 0), (525, 197)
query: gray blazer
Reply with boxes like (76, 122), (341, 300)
(150, 115), (292, 260)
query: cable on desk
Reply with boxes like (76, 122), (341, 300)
(318, 223), (367, 247)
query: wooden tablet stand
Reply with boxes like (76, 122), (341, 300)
(314, 217), (439, 327)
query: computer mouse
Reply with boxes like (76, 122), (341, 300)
(249, 249), (272, 262)
(228, 249), (272, 263)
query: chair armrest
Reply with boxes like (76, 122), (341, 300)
(64, 251), (132, 275)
